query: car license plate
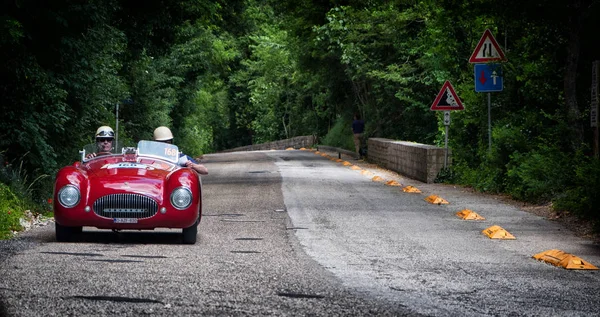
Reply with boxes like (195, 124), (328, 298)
(114, 218), (138, 224)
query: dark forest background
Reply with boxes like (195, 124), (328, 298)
(2, 0), (600, 237)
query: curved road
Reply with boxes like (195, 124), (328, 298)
(1, 149), (599, 316)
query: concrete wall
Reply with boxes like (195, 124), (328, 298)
(221, 135), (316, 152)
(220, 135), (448, 183)
(368, 138), (450, 183)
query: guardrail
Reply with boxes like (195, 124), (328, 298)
(315, 145), (359, 160)
(220, 135), (317, 152)
(219, 135), (448, 183)
(367, 138), (450, 183)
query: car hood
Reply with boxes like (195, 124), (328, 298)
(84, 161), (174, 198)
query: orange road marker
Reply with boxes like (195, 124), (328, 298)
(372, 176), (384, 182)
(385, 180), (401, 186)
(402, 186), (421, 193)
(533, 249), (598, 270)
(482, 225), (515, 239)
(424, 195), (449, 205)
(456, 209), (485, 220)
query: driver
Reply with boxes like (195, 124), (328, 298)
(153, 126), (208, 175)
(86, 126), (115, 159)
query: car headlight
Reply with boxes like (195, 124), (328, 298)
(58, 185), (81, 208)
(170, 187), (192, 209)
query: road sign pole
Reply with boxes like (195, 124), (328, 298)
(592, 61), (599, 158)
(115, 103), (119, 145)
(431, 83), (463, 168)
(445, 125), (449, 168)
(469, 29), (505, 154)
(444, 111), (451, 168)
(488, 93), (492, 152)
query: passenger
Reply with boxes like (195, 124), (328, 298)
(86, 126), (115, 159)
(153, 126), (208, 175)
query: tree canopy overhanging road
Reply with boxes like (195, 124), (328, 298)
(2, 1), (600, 238)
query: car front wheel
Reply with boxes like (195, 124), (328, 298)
(181, 218), (199, 244)
(55, 223), (81, 242)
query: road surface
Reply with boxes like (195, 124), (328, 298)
(1, 149), (599, 316)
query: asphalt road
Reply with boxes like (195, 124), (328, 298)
(1, 149), (599, 316)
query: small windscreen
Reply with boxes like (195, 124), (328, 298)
(136, 140), (179, 163)
(82, 140), (129, 162)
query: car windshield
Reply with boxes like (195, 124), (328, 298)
(81, 140), (179, 164)
(136, 140), (179, 164)
(81, 140), (127, 161)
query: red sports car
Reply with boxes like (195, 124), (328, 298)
(53, 140), (202, 244)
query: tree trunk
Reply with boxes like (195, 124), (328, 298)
(564, 0), (585, 147)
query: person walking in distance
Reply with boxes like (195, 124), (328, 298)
(352, 113), (365, 158)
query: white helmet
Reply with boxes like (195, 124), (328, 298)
(153, 126), (173, 141)
(95, 126), (114, 139)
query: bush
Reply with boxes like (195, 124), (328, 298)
(0, 152), (53, 240)
(505, 145), (571, 203)
(553, 154), (600, 220)
(320, 116), (354, 151)
(0, 182), (24, 239)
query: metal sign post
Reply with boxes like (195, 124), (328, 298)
(115, 103), (119, 145)
(470, 30), (506, 153)
(592, 61), (599, 158)
(487, 93), (492, 152)
(431, 81), (464, 169)
(444, 111), (451, 167)
(474, 64), (503, 153)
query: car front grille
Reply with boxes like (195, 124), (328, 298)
(93, 194), (158, 219)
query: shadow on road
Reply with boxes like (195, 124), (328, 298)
(51, 229), (191, 245)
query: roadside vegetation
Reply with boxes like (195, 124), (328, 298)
(1, 0), (599, 239)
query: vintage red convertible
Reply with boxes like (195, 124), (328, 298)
(53, 140), (202, 244)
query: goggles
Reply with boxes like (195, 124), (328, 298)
(96, 130), (115, 137)
(97, 138), (114, 143)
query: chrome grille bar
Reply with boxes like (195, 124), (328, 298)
(93, 193), (158, 219)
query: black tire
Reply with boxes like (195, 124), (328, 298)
(55, 222), (75, 242)
(182, 218), (199, 244)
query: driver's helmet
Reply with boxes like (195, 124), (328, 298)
(153, 126), (174, 142)
(95, 126), (115, 153)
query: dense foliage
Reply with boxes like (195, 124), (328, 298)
(1, 0), (599, 237)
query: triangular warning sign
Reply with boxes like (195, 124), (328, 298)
(430, 81), (464, 111)
(469, 29), (506, 63)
